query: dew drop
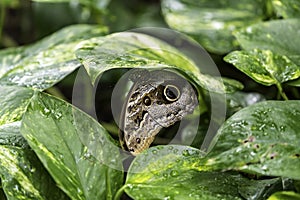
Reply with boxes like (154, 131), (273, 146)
(170, 170), (179, 177)
(279, 125), (286, 131)
(83, 152), (92, 159)
(259, 124), (266, 131)
(173, 149), (178, 154)
(251, 125), (257, 131)
(126, 184), (133, 190)
(182, 149), (190, 156)
(90, 61), (96, 66)
(157, 146), (163, 150)
(246, 27), (252, 33)
(152, 149), (157, 154)
(241, 120), (249, 126)
(77, 188), (83, 195)
(87, 186), (92, 192)
(54, 112), (62, 120)
(30, 167), (36, 173)
(24, 71), (32, 76)
(13, 184), (20, 192)
(42, 108), (51, 116)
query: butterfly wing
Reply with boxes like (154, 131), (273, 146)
(119, 70), (198, 155)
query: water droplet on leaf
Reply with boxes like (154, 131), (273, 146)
(182, 149), (190, 156)
(170, 170), (179, 177)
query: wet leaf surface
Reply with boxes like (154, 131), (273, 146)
(226, 91), (266, 116)
(161, 0), (266, 54)
(0, 25), (107, 90)
(272, 0), (300, 19)
(268, 191), (300, 200)
(21, 92), (123, 200)
(124, 145), (287, 200)
(238, 177), (282, 200)
(234, 19), (300, 56)
(76, 32), (243, 93)
(125, 145), (244, 200)
(0, 86), (34, 125)
(224, 49), (300, 86)
(0, 122), (68, 200)
(205, 101), (300, 180)
(0, 121), (28, 148)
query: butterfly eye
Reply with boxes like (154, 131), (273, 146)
(164, 85), (180, 102)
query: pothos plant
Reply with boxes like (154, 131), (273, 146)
(1, 0), (300, 200)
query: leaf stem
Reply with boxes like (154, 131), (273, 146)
(276, 83), (288, 100)
(114, 184), (127, 200)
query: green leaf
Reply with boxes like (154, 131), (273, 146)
(123, 145), (284, 199)
(0, 122), (68, 200)
(224, 49), (300, 86)
(0, 24), (107, 90)
(288, 55), (300, 67)
(272, 0), (300, 19)
(286, 78), (300, 87)
(226, 91), (265, 116)
(0, 147), (68, 200)
(76, 32), (243, 93)
(161, 0), (266, 54)
(0, 86), (34, 126)
(238, 177), (283, 200)
(268, 191), (300, 200)
(0, 122), (28, 148)
(123, 145), (245, 200)
(205, 101), (300, 180)
(20, 92), (123, 200)
(234, 19), (300, 56)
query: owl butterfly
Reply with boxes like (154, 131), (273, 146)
(119, 69), (198, 155)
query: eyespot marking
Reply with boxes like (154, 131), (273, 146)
(164, 85), (180, 102)
(143, 96), (151, 106)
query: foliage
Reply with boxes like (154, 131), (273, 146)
(0, 0), (300, 200)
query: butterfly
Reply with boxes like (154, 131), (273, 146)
(119, 69), (198, 155)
